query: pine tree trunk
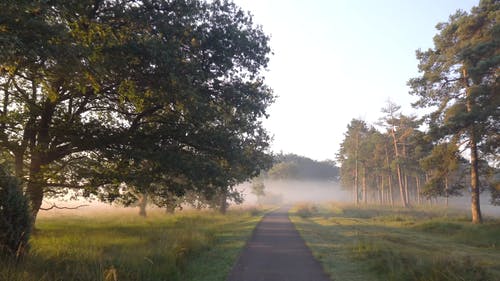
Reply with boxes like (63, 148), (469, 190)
(388, 175), (394, 207)
(416, 176), (422, 205)
(396, 166), (406, 207)
(402, 143), (410, 205)
(463, 68), (482, 224)
(380, 176), (384, 205)
(362, 166), (367, 205)
(404, 173), (410, 205)
(384, 144), (394, 207)
(354, 158), (359, 206)
(469, 131), (482, 223)
(390, 128), (407, 207)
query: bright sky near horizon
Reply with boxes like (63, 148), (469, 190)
(232, 0), (478, 162)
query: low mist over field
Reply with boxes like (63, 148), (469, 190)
(448, 193), (500, 218)
(33, 150), (499, 222)
(38, 180), (349, 218)
(239, 180), (350, 205)
(37, 179), (500, 218)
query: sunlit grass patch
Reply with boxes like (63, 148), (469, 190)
(0, 207), (266, 281)
(290, 202), (500, 281)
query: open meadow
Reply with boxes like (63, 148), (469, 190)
(1, 207), (266, 281)
(290, 203), (500, 281)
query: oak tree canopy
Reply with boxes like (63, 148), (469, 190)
(0, 0), (274, 220)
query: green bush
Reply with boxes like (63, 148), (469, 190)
(0, 164), (31, 259)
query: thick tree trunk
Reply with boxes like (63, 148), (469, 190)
(166, 204), (175, 214)
(165, 193), (176, 214)
(27, 98), (55, 223)
(14, 152), (24, 179)
(219, 189), (228, 214)
(463, 68), (482, 224)
(138, 193), (147, 217)
(26, 182), (44, 222)
(26, 153), (44, 222)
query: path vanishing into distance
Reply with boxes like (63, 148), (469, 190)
(227, 207), (331, 281)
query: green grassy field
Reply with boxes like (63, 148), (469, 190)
(1, 207), (264, 281)
(290, 203), (500, 281)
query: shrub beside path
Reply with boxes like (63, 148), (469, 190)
(226, 206), (331, 281)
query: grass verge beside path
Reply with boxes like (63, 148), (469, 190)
(290, 203), (500, 281)
(181, 208), (264, 281)
(1, 207), (266, 281)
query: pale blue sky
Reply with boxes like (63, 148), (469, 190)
(233, 0), (478, 161)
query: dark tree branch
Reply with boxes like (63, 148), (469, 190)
(128, 105), (163, 133)
(39, 202), (89, 211)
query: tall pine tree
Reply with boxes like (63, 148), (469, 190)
(408, 0), (499, 223)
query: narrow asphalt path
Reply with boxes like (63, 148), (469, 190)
(226, 207), (331, 281)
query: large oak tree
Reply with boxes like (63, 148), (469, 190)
(0, 0), (273, 221)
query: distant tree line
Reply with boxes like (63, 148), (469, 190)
(266, 153), (339, 181)
(338, 0), (498, 224)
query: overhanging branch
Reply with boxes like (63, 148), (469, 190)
(39, 201), (89, 211)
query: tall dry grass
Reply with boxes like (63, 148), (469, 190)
(0, 207), (265, 281)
